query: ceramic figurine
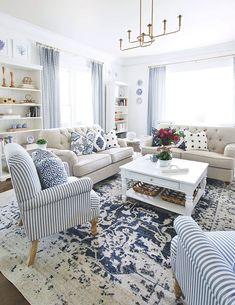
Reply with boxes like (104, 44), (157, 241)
(10, 71), (15, 87)
(2, 66), (6, 87)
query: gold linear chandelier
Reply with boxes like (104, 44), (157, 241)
(119, 0), (182, 51)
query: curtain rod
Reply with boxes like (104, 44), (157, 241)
(36, 42), (104, 65)
(148, 53), (235, 68)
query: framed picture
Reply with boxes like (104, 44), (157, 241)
(0, 38), (9, 57)
(12, 39), (29, 61)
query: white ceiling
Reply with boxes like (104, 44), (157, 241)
(0, 0), (235, 58)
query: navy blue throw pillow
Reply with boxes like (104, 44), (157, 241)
(151, 127), (161, 147)
(32, 149), (68, 189)
(35, 157), (68, 189)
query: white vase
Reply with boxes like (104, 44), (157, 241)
(159, 159), (171, 167)
(37, 144), (47, 150)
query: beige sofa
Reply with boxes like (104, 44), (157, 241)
(40, 125), (133, 184)
(141, 124), (235, 183)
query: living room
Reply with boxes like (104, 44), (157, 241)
(0, 1), (235, 305)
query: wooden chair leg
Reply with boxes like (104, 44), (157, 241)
(174, 277), (183, 299)
(18, 218), (23, 226)
(90, 218), (98, 236)
(26, 240), (39, 267)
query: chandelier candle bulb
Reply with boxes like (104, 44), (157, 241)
(128, 30), (131, 41)
(178, 15), (182, 28)
(163, 20), (167, 34)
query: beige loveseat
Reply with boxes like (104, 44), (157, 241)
(141, 124), (235, 183)
(39, 125), (133, 184)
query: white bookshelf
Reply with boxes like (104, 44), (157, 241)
(0, 60), (43, 181)
(106, 81), (129, 137)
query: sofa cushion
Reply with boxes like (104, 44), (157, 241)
(105, 130), (120, 149)
(93, 131), (106, 152)
(73, 153), (112, 177)
(71, 131), (95, 155)
(35, 157), (68, 189)
(184, 130), (208, 151)
(99, 147), (133, 163)
(141, 146), (183, 159)
(181, 150), (234, 169)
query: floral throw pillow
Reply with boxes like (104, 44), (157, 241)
(105, 130), (120, 149)
(71, 131), (95, 155)
(93, 130), (106, 152)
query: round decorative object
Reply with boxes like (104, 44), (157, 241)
(22, 123), (27, 128)
(137, 79), (143, 86)
(27, 135), (34, 144)
(136, 97), (142, 104)
(16, 123), (22, 129)
(136, 88), (143, 96)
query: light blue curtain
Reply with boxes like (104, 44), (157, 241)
(91, 61), (105, 129)
(38, 46), (61, 128)
(147, 66), (166, 135)
(233, 57), (235, 123)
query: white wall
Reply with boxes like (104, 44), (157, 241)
(122, 65), (149, 137)
(0, 12), (123, 84)
(121, 41), (235, 136)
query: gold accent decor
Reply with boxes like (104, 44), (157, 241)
(119, 0), (182, 51)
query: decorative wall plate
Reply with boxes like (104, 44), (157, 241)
(136, 97), (142, 104)
(136, 88), (143, 96)
(27, 135), (34, 144)
(137, 79), (143, 86)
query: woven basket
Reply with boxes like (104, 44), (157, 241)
(133, 182), (162, 197)
(160, 188), (199, 206)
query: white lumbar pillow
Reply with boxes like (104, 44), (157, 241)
(105, 130), (120, 149)
(184, 130), (208, 151)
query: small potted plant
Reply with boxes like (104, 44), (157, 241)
(36, 138), (48, 150)
(156, 146), (172, 167)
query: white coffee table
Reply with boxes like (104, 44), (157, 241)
(120, 156), (208, 216)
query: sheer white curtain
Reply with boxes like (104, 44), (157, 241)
(147, 66), (166, 134)
(59, 53), (93, 127)
(164, 58), (234, 126)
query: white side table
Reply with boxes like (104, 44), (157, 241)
(123, 138), (141, 152)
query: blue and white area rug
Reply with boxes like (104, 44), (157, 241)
(0, 175), (235, 305)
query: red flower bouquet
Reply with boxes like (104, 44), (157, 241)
(152, 128), (181, 146)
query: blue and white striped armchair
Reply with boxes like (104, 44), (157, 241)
(171, 216), (235, 305)
(5, 143), (100, 266)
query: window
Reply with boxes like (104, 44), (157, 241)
(59, 53), (93, 127)
(164, 58), (234, 126)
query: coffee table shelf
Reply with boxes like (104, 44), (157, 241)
(120, 156), (208, 216)
(126, 184), (204, 215)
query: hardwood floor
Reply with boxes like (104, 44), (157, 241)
(0, 179), (13, 193)
(0, 187), (30, 305)
(0, 272), (30, 305)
